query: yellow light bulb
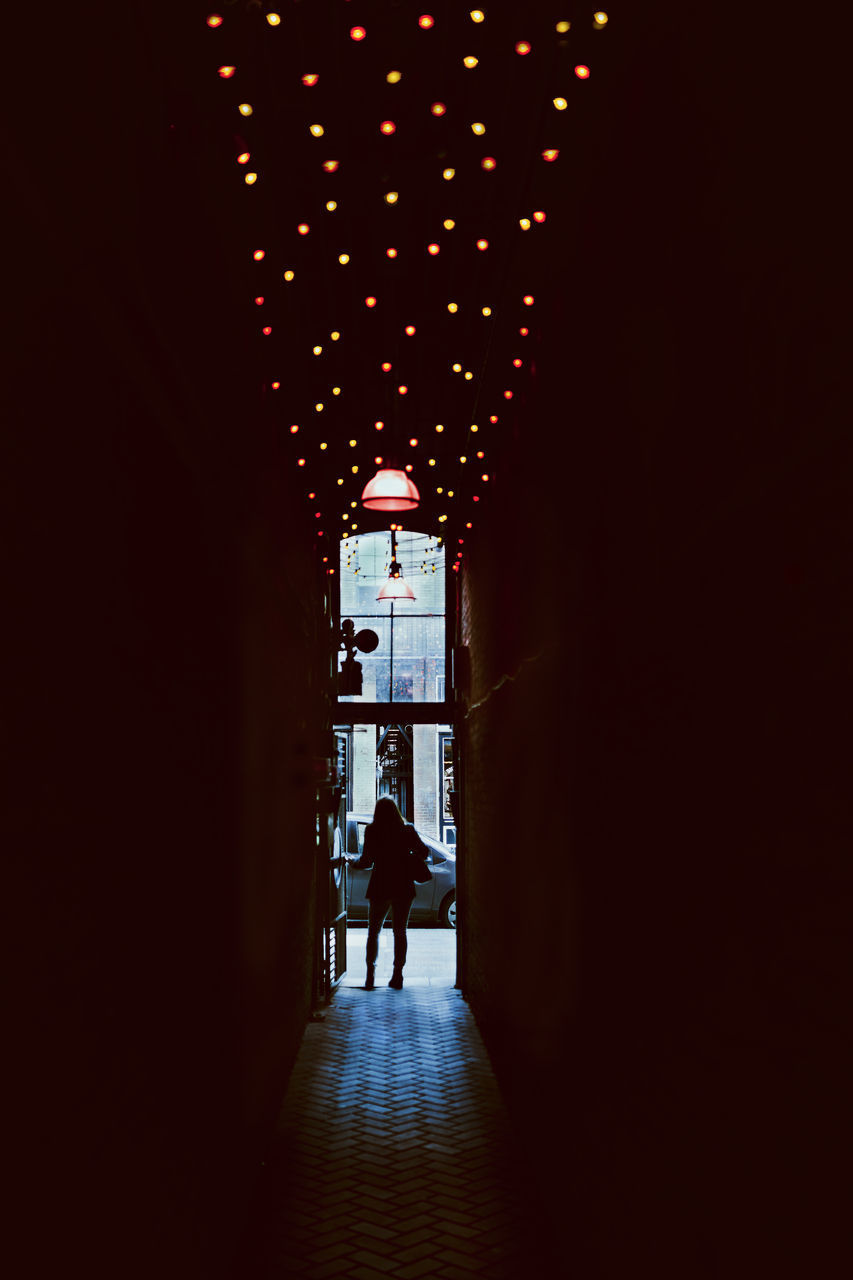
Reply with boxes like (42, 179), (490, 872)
(244, 172), (258, 184)
(320, 442), (327, 449)
(481, 306), (492, 316)
(443, 168), (455, 180)
(519, 217), (531, 230)
(316, 406), (325, 414)
(556, 20), (570, 33)
(283, 269), (294, 281)
(452, 363), (462, 372)
(238, 103), (253, 117)
(349, 439), (357, 447)
(464, 371), (474, 380)
(470, 9), (485, 21)
(594, 12), (609, 26)
(386, 69), (402, 83)
(332, 387), (341, 395)
(338, 253), (350, 264)
(471, 122), (486, 135)
(330, 330), (340, 340)
(266, 12), (281, 25)
(459, 455), (467, 463)
(435, 424), (444, 432)
(309, 123), (324, 137)
(443, 218), (456, 230)
(326, 200), (337, 211)
(463, 56), (478, 68)
(337, 478), (344, 486)
(553, 96), (568, 110)
(428, 458), (436, 466)
(385, 191), (399, 204)
(313, 345), (322, 355)
(447, 302), (458, 313)
(471, 424), (478, 432)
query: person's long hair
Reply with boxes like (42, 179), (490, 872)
(371, 795), (405, 829)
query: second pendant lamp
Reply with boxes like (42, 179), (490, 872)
(377, 528), (415, 601)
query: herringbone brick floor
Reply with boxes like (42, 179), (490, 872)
(235, 933), (550, 1279)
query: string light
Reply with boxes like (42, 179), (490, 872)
(365, 296), (377, 307)
(519, 326), (529, 335)
(427, 243), (440, 255)
(470, 8), (485, 20)
(338, 253), (350, 264)
(463, 56), (479, 68)
(574, 65), (590, 79)
(476, 239), (488, 251)
(309, 123), (324, 137)
(326, 200), (337, 211)
(405, 324), (416, 335)
(431, 102), (446, 116)
(519, 217), (531, 230)
(253, 249), (265, 260)
(254, 296), (265, 306)
(218, 65), (236, 79)
(447, 302), (458, 313)
(523, 295), (535, 305)
(271, 382), (280, 390)
(302, 74), (319, 86)
(237, 151), (250, 164)
(386, 247), (398, 258)
(435, 424), (444, 432)
(594, 12), (609, 26)
(471, 122), (486, 135)
(553, 96), (568, 110)
(482, 306), (492, 316)
(442, 168), (455, 181)
(542, 149), (560, 162)
(330, 330), (340, 340)
(323, 160), (339, 173)
(266, 12), (280, 26)
(238, 103), (252, 115)
(298, 223), (310, 235)
(244, 172), (258, 185)
(262, 326), (271, 335)
(350, 26), (366, 41)
(386, 70), (402, 83)
(443, 219), (456, 230)
(385, 191), (399, 204)
(206, 14), (223, 28)
(283, 269), (295, 281)
(533, 210), (546, 222)
(515, 41), (531, 55)
(380, 120), (396, 135)
(418, 15), (434, 29)
(556, 20), (571, 33)
(481, 157), (496, 170)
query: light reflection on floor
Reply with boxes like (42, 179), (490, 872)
(343, 924), (457, 987)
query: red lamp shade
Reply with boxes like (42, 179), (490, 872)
(360, 467), (420, 511)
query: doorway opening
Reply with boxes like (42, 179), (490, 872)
(335, 722), (457, 987)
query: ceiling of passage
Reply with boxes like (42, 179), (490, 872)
(197, 3), (613, 573)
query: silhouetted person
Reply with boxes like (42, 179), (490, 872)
(347, 796), (430, 989)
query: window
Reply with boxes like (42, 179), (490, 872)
(339, 531), (446, 704)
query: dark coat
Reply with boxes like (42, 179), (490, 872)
(354, 821), (430, 902)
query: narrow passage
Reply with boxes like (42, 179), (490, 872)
(236, 932), (548, 1279)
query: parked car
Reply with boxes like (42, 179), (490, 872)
(345, 812), (457, 928)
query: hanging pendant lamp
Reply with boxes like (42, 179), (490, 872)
(377, 529), (415, 601)
(361, 467), (420, 511)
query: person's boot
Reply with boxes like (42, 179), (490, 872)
(388, 969), (403, 989)
(365, 965), (375, 990)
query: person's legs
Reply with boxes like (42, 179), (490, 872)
(389, 897), (413, 986)
(365, 898), (390, 987)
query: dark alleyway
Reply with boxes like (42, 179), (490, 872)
(6, 6), (850, 1280)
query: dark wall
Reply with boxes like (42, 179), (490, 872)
(6, 10), (324, 1276)
(459, 10), (848, 1278)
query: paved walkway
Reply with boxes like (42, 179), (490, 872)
(236, 931), (549, 1279)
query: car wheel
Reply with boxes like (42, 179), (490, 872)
(438, 892), (456, 929)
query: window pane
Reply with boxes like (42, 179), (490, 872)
(339, 530), (446, 704)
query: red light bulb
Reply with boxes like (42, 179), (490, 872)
(574, 64), (590, 79)
(515, 41), (531, 55)
(542, 149), (559, 162)
(254, 296), (264, 305)
(427, 243), (440, 255)
(386, 247), (398, 258)
(302, 73), (319, 86)
(476, 238), (489, 251)
(217, 65), (236, 78)
(431, 102), (446, 116)
(380, 120), (396, 135)
(405, 325), (416, 335)
(481, 156), (497, 170)
(365, 296), (377, 308)
(206, 15), (223, 28)
(419, 15), (434, 29)
(297, 223), (310, 235)
(262, 326), (272, 335)
(350, 26), (366, 41)
(253, 249), (265, 260)
(533, 210), (546, 223)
